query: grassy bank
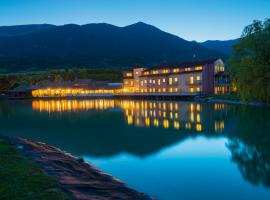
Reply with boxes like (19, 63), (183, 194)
(211, 93), (240, 100)
(0, 139), (69, 200)
(198, 93), (240, 101)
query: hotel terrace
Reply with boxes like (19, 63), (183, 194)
(123, 58), (230, 95)
(9, 79), (122, 98)
(9, 58), (230, 98)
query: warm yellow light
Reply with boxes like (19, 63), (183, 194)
(190, 112), (194, 122)
(173, 68), (180, 73)
(196, 113), (201, 122)
(174, 121), (180, 129)
(152, 70), (159, 75)
(196, 123), (202, 132)
(126, 72), (133, 77)
(190, 103), (194, 111)
(169, 78), (172, 85)
(195, 66), (203, 70)
(190, 76), (194, 84)
(163, 119), (169, 128)
(144, 71), (149, 75)
(162, 69), (169, 74)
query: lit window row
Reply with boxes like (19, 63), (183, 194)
(141, 66), (205, 76)
(190, 87), (201, 93)
(215, 66), (225, 72)
(125, 72), (133, 77)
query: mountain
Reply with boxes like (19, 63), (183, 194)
(0, 24), (56, 37)
(0, 22), (227, 71)
(200, 39), (239, 56)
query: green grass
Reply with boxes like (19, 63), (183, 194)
(198, 93), (240, 101)
(0, 139), (70, 200)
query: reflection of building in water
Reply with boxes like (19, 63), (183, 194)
(32, 100), (227, 133)
(120, 100), (203, 132)
(32, 99), (115, 112)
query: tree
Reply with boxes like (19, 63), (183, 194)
(229, 19), (270, 103)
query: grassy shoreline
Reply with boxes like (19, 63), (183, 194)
(0, 137), (152, 200)
(0, 139), (69, 200)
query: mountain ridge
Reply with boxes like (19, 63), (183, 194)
(0, 22), (234, 71)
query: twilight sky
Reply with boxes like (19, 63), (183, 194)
(0, 0), (269, 41)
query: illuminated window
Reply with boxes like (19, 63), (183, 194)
(190, 76), (194, 84)
(125, 80), (129, 85)
(196, 76), (201, 81)
(144, 79), (147, 83)
(158, 89), (161, 93)
(163, 78), (166, 83)
(175, 88), (178, 92)
(215, 86), (218, 94)
(126, 72), (133, 77)
(195, 66), (203, 70)
(144, 71), (149, 75)
(140, 81), (143, 86)
(196, 87), (201, 92)
(153, 88), (156, 92)
(173, 68), (179, 73)
(169, 88), (173, 92)
(190, 87), (194, 93)
(149, 88), (153, 93)
(152, 70), (158, 75)
(135, 71), (139, 75)
(149, 79), (152, 83)
(174, 77), (178, 82)
(153, 79), (156, 84)
(162, 88), (166, 92)
(215, 66), (225, 72)
(130, 81), (134, 86)
(185, 67), (191, 71)
(158, 79), (161, 85)
(169, 77), (173, 85)
(162, 69), (169, 74)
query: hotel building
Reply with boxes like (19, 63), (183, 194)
(9, 58), (230, 98)
(123, 58), (230, 95)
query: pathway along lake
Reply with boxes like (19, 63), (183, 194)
(0, 99), (270, 200)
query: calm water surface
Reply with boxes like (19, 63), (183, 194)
(0, 99), (270, 200)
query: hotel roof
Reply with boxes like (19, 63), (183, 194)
(144, 58), (220, 72)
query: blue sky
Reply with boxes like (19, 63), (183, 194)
(0, 0), (269, 41)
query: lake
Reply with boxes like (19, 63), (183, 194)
(0, 99), (270, 200)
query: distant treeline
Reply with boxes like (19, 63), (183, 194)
(0, 68), (122, 93)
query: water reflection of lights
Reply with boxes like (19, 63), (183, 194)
(32, 100), (226, 132)
(32, 99), (115, 112)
